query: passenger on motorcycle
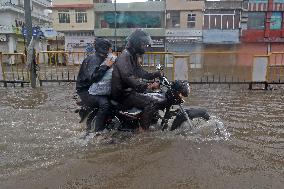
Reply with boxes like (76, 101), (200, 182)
(76, 38), (115, 133)
(111, 29), (161, 131)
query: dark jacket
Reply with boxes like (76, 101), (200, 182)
(111, 48), (161, 101)
(76, 54), (109, 93)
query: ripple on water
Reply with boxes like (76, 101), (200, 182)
(0, 85), (283, 185)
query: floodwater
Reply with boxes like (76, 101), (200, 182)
(0, 84), (283, 189)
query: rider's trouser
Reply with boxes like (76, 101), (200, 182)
(78, 91), (110, 132)
(120, 92), (159, 129)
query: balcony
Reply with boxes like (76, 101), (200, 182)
(0, 25), (13, 34)
(205, 1), (243, 10)
(0, 3), (52, 22)
(33, 0), (51, 8)
(94, 28), (165, 37)
(203, 30), (240, 44)
(165, 29), (202, 37)
(94, 1), (165, 12)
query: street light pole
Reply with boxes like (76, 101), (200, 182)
(24, 0), (36, 88)
(114, 0), (117, 52)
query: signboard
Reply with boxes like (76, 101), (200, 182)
(22, 27), (44, 37)
(252, 56), (268, 82)
(152, 38), (164, 48)
(166, 29), (202, 37)
(270, 12), (282, 30)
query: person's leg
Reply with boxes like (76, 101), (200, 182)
(93, 96), (110, 132)
(78, 91), (110, 132)
(122, 92), (158, 130)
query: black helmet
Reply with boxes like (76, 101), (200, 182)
(95, 38), (112, 56)
(126, 29), (152, 55)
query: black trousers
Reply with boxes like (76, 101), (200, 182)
(120, 92), (159, 129)
(78, 91), (110, 132)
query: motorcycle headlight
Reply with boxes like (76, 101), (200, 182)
(172, 80), (190, 97)
(181, 83), (190, 97)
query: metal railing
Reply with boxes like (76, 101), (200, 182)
(1, 50), (284, 87)
(0, 52), (29, 87)
(268, 52), (284, 83)
(36, 51), (86, 84)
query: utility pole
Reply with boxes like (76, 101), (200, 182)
(114, 0), (117, 52)
(24, 0), (36, 88)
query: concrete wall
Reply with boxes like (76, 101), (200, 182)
(52, 9), (94, 31)
(53, 0), (93, 5)
(180, 11), (203, 29)
(203, 30), (240, 44)
(0, 12), (14, 26)
(0, 42), (8, 52)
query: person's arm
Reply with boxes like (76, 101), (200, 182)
(90, 64), (109, 83)
(117, 55), (148, 93)
(135, 63), (161, 80)
(89, 57), (114, 83)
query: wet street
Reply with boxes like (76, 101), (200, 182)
(0, 84), (283, 189)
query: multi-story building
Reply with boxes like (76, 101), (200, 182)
(0, 0), (52, 54)
(165, 0), (204, 52)
(241, 0), (284, 54)
(94, 0), (166, 51)
(203, 0), (243, 50)
(52, 0), (95, 52)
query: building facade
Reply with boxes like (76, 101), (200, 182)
(203, 0), (242, 45)
(93, 0), (166, 51)
(52, 0), (95, 52)
(50, 0), (284, 54)
(165, 0), (204, 52)
(241, 0), (284, 54)
(0, 0), (52, 55)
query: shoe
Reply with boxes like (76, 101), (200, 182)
(78, 107), (90, 123)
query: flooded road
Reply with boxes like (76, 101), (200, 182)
(0, 84), (283, 189)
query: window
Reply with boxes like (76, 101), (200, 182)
(270, 12), (282, 30)
(76, 10), (87, 23)
(248, 12), (265, 29)
(171, 12), (180, 28)
(187, 14), (196, 28)
(58, 10), (70, 23)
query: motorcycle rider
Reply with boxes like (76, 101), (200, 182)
(111, 29), (161, 131)
(76, 38), (114, 133)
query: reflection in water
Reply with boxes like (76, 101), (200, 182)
(0, 84), (283, 189)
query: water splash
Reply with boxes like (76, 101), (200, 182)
(173, 115), (231, 142)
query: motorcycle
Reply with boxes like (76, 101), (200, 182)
(76, 65), (210, 134)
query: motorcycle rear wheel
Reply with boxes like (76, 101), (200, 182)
(170, 108), (210, 131)
(86, 111), (121, 132)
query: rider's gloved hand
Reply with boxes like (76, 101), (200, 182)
(106, 53), (116, 67)
(148, 82), (160, 90)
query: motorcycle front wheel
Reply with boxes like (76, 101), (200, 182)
(170, 108), (210, 131)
